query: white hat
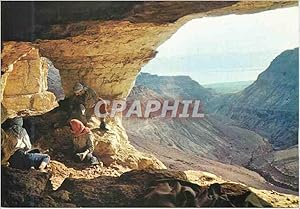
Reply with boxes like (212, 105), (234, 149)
(73, 82), (84, 94)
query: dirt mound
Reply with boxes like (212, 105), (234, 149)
(4, 167), (296, 207)
(1, 166), (56, 207)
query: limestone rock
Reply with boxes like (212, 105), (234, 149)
(1, 104), (8, 123)
(88, 117), (166, 170)
(2, 1), (295, 41)
(28, 1), (294, 101)
(1, 128), (18, 165)
(1, 42), (58, 119)
(31, 92), (58, 111)
(1, 1), (296, 111)
(36, 21), (172, 99)
(93, 129), (121, 157)
(119, 169), (188, 183)
(185, 170), (226, 187)
(2, 42), (48, 96)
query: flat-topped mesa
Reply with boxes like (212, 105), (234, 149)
(1, 42), (58, 121)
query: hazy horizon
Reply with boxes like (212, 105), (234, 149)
(141, 7), (299, 85)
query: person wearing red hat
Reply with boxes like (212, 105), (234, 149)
(69, 119), (100, 165)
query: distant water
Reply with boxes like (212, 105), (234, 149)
(193, 69), (262, 85)
(203, 80), (254, 94)
(142, 6), (298, 85)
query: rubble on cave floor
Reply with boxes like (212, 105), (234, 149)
(2, 165), (299, 207)
(2, 117), (299, 207)
(47, 160), (125, 190)
(1, 104), (299, 207)
(21, 109), (165, 190)
(32, 121), (124, 190)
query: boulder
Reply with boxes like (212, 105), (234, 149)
(1, 42), (58, 119)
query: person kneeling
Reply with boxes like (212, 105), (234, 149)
(69, 119), (100, 166)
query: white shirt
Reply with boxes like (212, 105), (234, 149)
(15, 128), (32, 151)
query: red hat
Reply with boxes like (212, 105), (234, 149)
(69, 119), (90, 136)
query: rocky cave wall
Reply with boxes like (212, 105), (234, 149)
(1, 42), (58, 122)
(31, 1), (299, 99)
(2, 1), (296, 104)
(1, 1), (297, 169)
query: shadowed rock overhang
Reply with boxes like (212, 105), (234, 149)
(1, 1), (297, 116)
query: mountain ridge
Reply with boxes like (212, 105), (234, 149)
(124, 48), (299, 192)
(210, 48), (299, 149)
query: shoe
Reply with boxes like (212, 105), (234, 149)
(39, 168), (48, 173)
(100, 122), (109, 131)
(91, 157), (100, 165)
(76, 152), (87, 161)
(91, 161), (99, 166)
(38, 161), (48, 173)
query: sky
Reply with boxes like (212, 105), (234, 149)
(141, 7), (299, 85)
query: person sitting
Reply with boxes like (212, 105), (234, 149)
(69, 119), (100, 166)
(5, 117), (50, 172)
(70, 82), (109, 131)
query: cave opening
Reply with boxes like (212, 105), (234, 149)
(139, 6), (298, 87)
(46, 58), (65, 102)
(124, 5), (299, 194)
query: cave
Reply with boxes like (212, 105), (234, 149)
(1, 1), (298, 207)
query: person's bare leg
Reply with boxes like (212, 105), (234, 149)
(39, 155), (50, 172)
